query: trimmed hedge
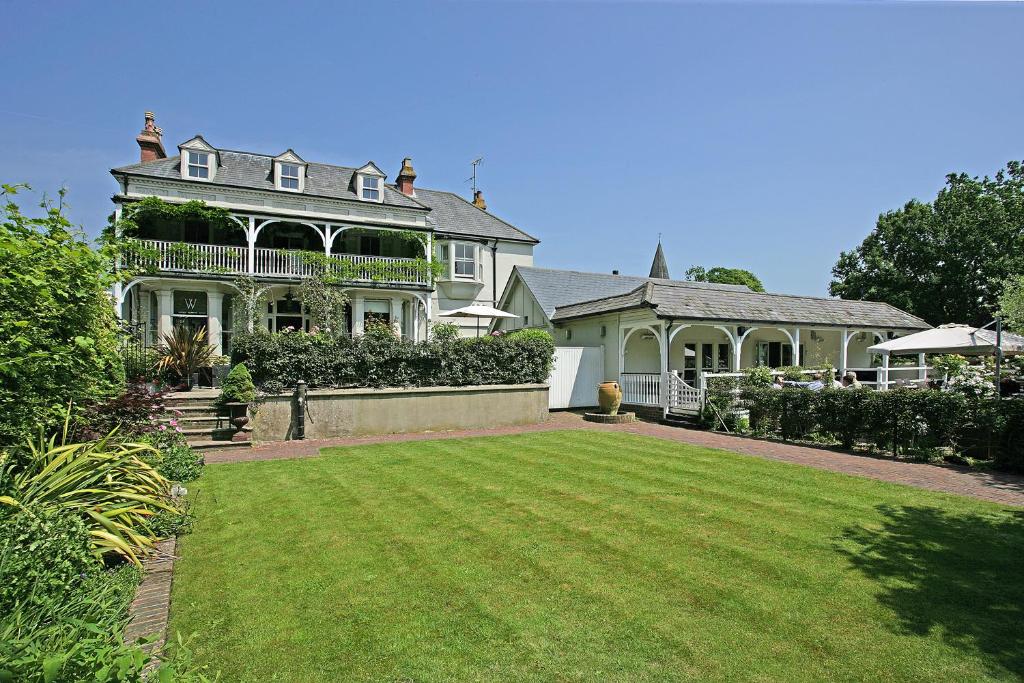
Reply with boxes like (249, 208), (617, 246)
(736, 385), (1024, 471)
(231, 326), (555, 394)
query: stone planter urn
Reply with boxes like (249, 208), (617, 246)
(224, 402), (251, 442)
(598, 381), (622, 416)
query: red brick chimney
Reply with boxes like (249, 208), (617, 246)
(136, 111), (166, 163)
(396, 157), (416, 196)
(472, 189), (487, 211)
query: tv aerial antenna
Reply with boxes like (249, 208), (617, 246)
(467, 157), (484, 194)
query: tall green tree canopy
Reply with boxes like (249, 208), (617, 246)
(0, 185), (123, 448)
(999, 275), (1024, 333)
(829, 161), (1024, 327)
(685, 266), (766, 292)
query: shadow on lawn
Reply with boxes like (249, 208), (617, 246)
(839, 505), (1024, 677)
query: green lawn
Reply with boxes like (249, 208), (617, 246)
(170, 431), (1024, 682)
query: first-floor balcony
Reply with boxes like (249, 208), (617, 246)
(124, 239), (431, 287)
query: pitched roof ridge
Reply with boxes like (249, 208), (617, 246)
(654, 278), (895, 305)
(552, 282), (649, 311)
(419, 189), (540, 243)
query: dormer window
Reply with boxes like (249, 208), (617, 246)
(187, 151), (210, 178)
(280, 163), (300, 190)
(178, 136), (218, 181)
(353, 162), (386, 203)
(361, 176), (380, 201)
(273, 150), (307, 193)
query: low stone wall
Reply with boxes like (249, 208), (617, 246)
(251, 384), (550, 442)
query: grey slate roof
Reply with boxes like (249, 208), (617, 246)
(551, 279), (931, 330)
(410, 188), (538, 243)
(113, 150), (540, 242)
(513, 266), (751, 321)
(113, 151), (425, 208)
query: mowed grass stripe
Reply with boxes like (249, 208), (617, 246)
(396, 437), (913, 664)
(323, 456), (700, 679)
(172, 431), (1022, 682)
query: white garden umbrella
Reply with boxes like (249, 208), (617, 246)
(867, 323), (1024, 356)
(439, 304), (519, 337)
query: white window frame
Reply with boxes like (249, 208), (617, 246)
(278, 163), (301, 191)
(358, 174), (382, 202)
(186, 151), (211, 180)
(453, 242), (477, 279)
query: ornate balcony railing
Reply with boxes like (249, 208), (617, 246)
(123, 239), (431, 286)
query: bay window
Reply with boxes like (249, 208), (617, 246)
(454, 243), (476, 277)
(434, 241), (479, 281)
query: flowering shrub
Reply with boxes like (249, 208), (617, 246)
(944, 363), (996, 398)
(78, 383), (177, 440)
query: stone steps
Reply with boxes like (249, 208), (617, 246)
(163, 394), (250, 449)
(189, 440), (252, 451)
(661, 410), (703, 430)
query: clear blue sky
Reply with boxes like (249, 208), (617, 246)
(1, 1), (1021, 295)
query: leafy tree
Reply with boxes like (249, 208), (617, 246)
(0, 185), (123, 448)
(830, 161), (1024, 326)
(999, 275), (1024, 333)
(685, 265), (766, 292)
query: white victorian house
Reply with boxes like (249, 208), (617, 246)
(495, 246), (931, 412)
(111, 112), (538, 353)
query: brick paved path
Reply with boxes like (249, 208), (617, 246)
(205, 412), (1024, 507)
(124, 537), (176, 662)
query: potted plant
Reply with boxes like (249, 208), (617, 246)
(218, 363), (257, 440)
(155, 326), (215, 391)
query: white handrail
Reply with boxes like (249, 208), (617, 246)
(621, 372), (661, 406)
(126, 240), (429, 285)
(666, 372), (703, 411)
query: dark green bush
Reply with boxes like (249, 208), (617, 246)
(218, 362), (257, 407)
(0, 186), (124, 449)
(738, 384), (1023, 469)
(231, 327), (555, 391)
(140, 427), (204, 483)
(815, 388), (872, 449)
(0, 506), (95, 613)
(991, 400), (1024, 472)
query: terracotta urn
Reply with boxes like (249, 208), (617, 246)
(598, 381), (622, 416)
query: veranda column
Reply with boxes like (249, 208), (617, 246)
(839, 327), (849, 375)
(880, 351), (890, 391)
(352, 295), (365, 335)
(918, 352), (927, 385)
(390, 297), (402, 336)
(618, 326), (626, 379)
(733, 327), (744, 371)
(792, 328), (801, 367)
(207, 291), (224, 355)
(411, 298), (420, 342)
(157, 290), (174, 341)
(659, 323), (669, 408)
(246, 217), (256, 274)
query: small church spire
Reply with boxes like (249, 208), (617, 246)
(649, 239), (670, 279)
